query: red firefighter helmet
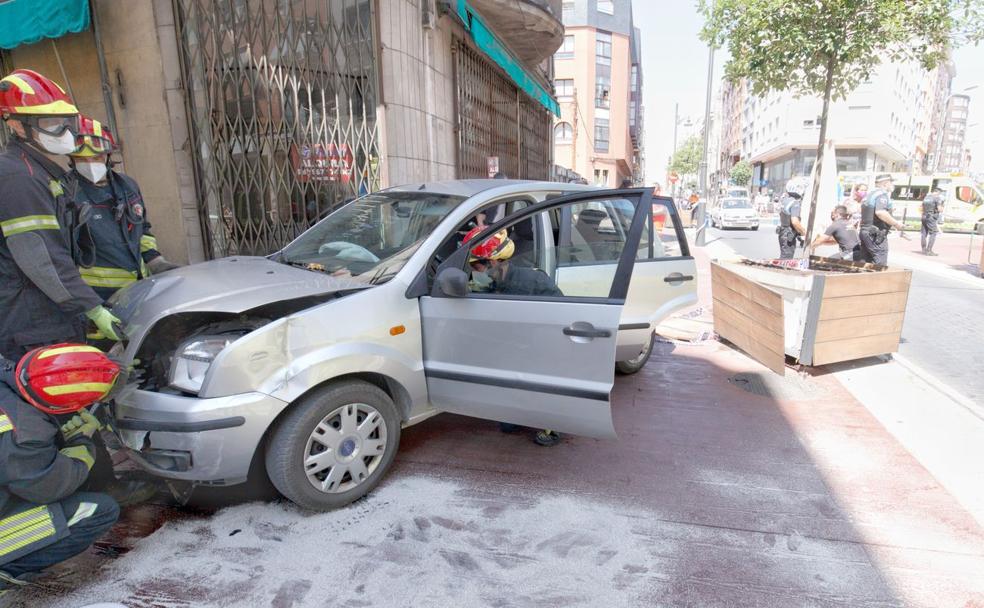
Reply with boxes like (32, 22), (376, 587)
(0, 69), (78, 116)
(15, 344), (121, 415)
(463, 226), (515, 262)
(72, 116), (117, 158)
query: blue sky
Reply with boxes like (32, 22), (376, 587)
(635, 1), (984, 182)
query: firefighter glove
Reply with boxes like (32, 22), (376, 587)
(59, 444), (95, 471)
(61, 410), (103, 440)
(85, 305), (123, 341)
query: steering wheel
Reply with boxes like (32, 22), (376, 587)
(317, 241), (380, 263)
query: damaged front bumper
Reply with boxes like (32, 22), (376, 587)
(109, 389), (289, 486)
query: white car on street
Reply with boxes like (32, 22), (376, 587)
(710, 197), (760, 230)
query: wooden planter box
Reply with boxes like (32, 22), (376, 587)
(711, 259), (912, 374)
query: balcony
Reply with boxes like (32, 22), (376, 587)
(468, 0), (564, 65)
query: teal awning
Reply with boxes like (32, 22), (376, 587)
(454, 0), (560, 116)
(0, 0), (90, 50)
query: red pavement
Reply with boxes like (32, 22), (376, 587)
(895, 230), (982, 276)
(10, 245), (984, 607)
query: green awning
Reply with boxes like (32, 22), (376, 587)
(0, 0), (90, 50)
(454, 0), (560, 116)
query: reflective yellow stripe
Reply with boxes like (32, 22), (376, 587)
(2, 75), (35, 94)
(79, 266), (138, 289)
(11, 99), (78, 115)
(0, 506), (47, 536)
(0, 214), (59, 237)
(67, 502), (99, 527)
(0, 521), (57, 557)
(0, 414), (11, 433)
(37, 345), (102, 360)
(140, 235), (158, 253)
(42, 382), (113, 396)
(0, 505), (56, 557)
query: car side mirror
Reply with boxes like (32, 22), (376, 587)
(434, 267), (469, 298)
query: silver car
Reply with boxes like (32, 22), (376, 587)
(108, 181), (697, 510)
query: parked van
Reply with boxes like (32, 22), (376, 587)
(840, 172), (984, 230)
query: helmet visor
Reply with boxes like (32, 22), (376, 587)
(73, 134), (115, 156)
(28, 115), (79, 137)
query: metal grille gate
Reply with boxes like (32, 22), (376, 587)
(174, 0), (380, 258)
(452, 39), (551, 180)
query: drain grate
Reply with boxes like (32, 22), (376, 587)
(727, 372), (821, 401)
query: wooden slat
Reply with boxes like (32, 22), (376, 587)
(821, 270), (912, 298)
(715, 315), (787, 375)
(818, 291), (909, 320)
(711, 283), (785, 335)
(711, 264), (784, 314)
(713, 298), (784, 357)
(811, 333), (901, 366)
(814, 312), (906, 343)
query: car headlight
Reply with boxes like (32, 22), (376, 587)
(169, 335), (239, 393)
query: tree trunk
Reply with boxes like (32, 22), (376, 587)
(803, 55), (836, 257)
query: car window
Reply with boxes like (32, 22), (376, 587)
(279, 191), (465, 283)
(647, 203), (684, 258)
(722, 199), (751, 209)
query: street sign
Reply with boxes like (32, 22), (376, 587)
(487, 156), (499, 178)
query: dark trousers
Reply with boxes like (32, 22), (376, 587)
(777, 227), (797, 259)
(920, 216), (938, 252)
(859, 228), (889, 265)
(1, 492), (119, 580)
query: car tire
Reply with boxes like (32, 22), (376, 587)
(616, 332), (655, 375)
(265, 380), (401, 511)
(751, 226), (759, 231)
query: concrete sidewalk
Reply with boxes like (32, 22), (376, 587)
(8, 244), (984, 607)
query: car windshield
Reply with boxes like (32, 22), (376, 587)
(722, 199), (752, 209)
(278, 191), (466, 284)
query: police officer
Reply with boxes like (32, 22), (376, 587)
(68, 117), (179, 301)
(0, 345), (121, 594)
(777, 177), (808, 259)
(920, 187), (945, 256)
(859, 174), (908, 265)
(0, 70), (123, 361)
(808, 205), (862, 261)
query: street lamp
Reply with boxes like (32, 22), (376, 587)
(670, 103), (693, 197)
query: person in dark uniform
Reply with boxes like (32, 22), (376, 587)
(68, 116), (179, 302)
(859, 174), (908, 265)
(0, 70), (122, 362)
(920, 187), (945, 256)
(0, 345), (121, 595)
(777, 177), (808, 259)
(808, 205), (861, 261)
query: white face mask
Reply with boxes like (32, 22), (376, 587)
(75, 161), (109, 184)
(34, 130), (77, 155)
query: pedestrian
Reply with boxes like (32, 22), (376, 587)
(808, 205), (862, 261)
(777, 177), (808, 259)
(619, 178), (633, 189)
(0, 69), (122, 362)
(0, 344), (121, 596)
(68, 116), (179, 302)
(920, 187), (945, 256)
(859, 174), (908, 265)
(843, 183), (867, 230)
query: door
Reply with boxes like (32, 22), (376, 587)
(418, 189), (652, 438)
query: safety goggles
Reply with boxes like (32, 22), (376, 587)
(73, 134), (116, 156)
(21, 114), (79, 137)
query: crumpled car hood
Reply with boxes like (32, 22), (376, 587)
(110, 256), (368, 357)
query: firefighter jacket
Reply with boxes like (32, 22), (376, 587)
(0, 382), (94, 566)
(0, 141), (103, 361)
(70, 169), (162, 300)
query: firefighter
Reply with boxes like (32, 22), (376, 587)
(0, 344), (121, 594)
(69, 117), (179, 301)
(0, 69), (123, 361)
(777, 177), (808, 259)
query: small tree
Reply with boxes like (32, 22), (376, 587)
(700, 0), (984, 246)
(730, 160), (752, 187)
(670, 135), (703, 177)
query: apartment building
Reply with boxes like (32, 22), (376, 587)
(553, 0), (642, 187)
(936, 94), (971, 172)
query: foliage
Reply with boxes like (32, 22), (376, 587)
(729, 160), (752, 186)
(670, 135), (703, 176)
(699, 0), (983, 103)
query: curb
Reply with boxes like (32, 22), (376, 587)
(891, 352), (984, 422)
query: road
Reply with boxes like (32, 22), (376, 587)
(703, 221), (984, 403)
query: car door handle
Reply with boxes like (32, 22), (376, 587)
(663, 273), (694, 283)
(563, 325), (612, 338)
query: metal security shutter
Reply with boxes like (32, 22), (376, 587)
(451, 38), (551, 180)
(174, 0), (381, 258)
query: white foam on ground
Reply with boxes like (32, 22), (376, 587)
(49, 477), (669, 608)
